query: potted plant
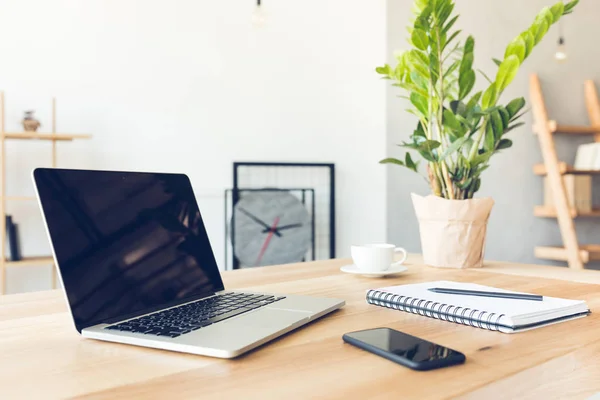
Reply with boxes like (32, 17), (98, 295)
(379, 0), (579, 268)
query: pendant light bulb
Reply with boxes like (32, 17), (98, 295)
(555, 37), (567, 62)
(252, 0), (266, 28)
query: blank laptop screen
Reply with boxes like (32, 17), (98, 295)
(34, 168), (224, 332)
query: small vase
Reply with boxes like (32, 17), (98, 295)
(411, 193), (494, 268)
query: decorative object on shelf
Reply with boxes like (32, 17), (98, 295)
(0, 92), (92, 294)
(377, 0), (579, 268)
(574, 143), (600, 170)
(225, 162), (335, 270)
(530, 76), (600, 269)
(252, 0), (266, 27)
(22, 110), (41, 132)
(5, 215), (21, 261)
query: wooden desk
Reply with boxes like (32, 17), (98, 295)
(1, 256), (600, 399)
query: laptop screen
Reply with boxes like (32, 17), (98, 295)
(34, 168), (225, 332)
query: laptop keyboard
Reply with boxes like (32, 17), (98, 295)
(104, 292), (285, 338)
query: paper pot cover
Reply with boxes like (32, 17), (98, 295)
(411, 193), (495, 268)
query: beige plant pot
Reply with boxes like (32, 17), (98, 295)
(411, 193), (494, 269)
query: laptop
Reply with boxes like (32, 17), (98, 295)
(33, 168), (344, 358)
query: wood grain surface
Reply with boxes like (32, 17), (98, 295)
(1, 255), (599, 400)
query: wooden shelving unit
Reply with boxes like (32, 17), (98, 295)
(533, 162), (600, 176)
(0, 92), (91, 294)
(530, 74), (600, 269)
(534, 206), (600, 218)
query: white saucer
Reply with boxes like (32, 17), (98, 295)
(340, 264), (408, 278)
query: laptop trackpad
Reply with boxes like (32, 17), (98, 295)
(181, 308), (310, 348)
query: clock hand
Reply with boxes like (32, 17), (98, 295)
(255, 217), (280, 266)
(238, 207), (282, 237)
(261, 223), (302, 233)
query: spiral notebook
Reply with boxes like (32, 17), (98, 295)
(367, 281), (590, 333)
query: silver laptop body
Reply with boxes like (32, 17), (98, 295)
(33, 168), (344, 358)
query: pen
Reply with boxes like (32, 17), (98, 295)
(428, 287), (543, 301)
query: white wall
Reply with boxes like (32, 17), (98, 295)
(0, 0), (388, 293)
(386, 0), (600, 268)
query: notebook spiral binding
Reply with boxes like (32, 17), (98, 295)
(366, 289), (506, 332)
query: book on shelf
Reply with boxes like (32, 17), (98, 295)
(544, 175), (592, 213)
(5, 215), (22, 261)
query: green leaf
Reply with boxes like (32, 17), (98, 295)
(490, 111), (504, 140)
(531, 18), (549, 45)
(482, 84), (498, 109)
(464, 35), (475, 54)
(440, 136), (469, 161)
(443, 30), (462, 51)
(495, 55), (520, 92)
(420, 140), (441, 151)
(443, 108), (461, 131)
(498, 107), (510, 129)
(466, 91), (482, 111)
(538, 7), (554, 26)
(520, 31), (535, 58)
(411, 28), (429, 51)
(506, 97), (526, 118)
(472, 178), (481, 193)
(436, 1), (454, 25)
(504, 121), (526, 134)
(375, 64), (391, 75)
(496, 138), (513, 150)
(379, 158), (404, 166)
(442, 15), (459, 35)
(509, 110), (528, 123)
(450, 100), (467, 117)
(459, 70), (475, 100)
(406, 50), (430, 78)
(492, 58), (502, 67)
(472, 152), (492, 167)
(405, 152), (418, 172)
(550, 3), (565, 21)
(477, 69), (493, 84)
(484, 121), (495, 151)
(564, 0), (579, 14)
(460, 53), (474, 75)
(444, 59), (460, 78)
(414, 121), (427, 138)
(410, 92), (428, 117)
(504, 36), (526, 62)
(410, 71), (428, 92)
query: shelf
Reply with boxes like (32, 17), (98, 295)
(4, 256), (54, 267)
(547, 121), (600, 135)
(3, 132), (91, 141)
(535, 245), (600, 264)
(533, 162), (600, 176)
(534, 206), (600, 218)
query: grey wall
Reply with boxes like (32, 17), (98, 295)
(386, 0), (600, 268)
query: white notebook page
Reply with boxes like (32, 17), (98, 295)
(373, 281), (587, 325)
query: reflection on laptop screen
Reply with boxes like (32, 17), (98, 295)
(34, 169), (224, 332)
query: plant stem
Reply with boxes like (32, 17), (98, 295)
(468, 116), (488, 161)
(433, 23), (455, 200)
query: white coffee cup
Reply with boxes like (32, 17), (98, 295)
(350, 243), (408, 272)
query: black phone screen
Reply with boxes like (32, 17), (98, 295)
(344, 328), (464, 364)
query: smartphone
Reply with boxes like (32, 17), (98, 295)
(343, 327), (466, 371)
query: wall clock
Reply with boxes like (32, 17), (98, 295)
(232, 191), (312, 267)
(224, 162), (335, 270)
